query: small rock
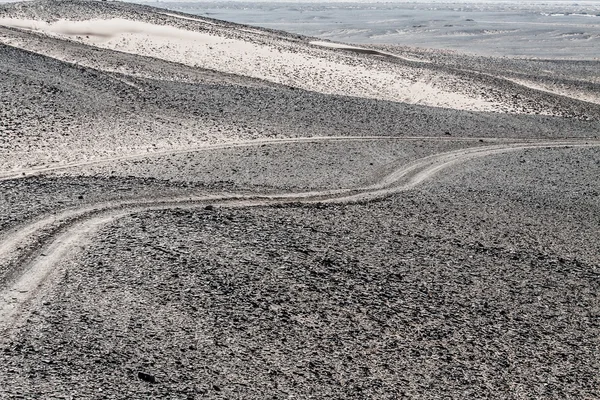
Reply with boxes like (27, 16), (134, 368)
(138, 371), (157, 384)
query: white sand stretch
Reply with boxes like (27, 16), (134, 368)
(0, 17), (504, 112)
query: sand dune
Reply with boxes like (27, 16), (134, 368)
(0, 16), (507, 112)
(3, 3), (598, 117)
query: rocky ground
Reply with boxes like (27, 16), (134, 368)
(0, 138), (496, 234)
(2, 147), (598, 399)
(0, 0), (599, 399)
(369, 43), (600, 107)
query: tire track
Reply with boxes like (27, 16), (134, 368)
(1, 139), (598, 333)
(0, 135), (524, 182)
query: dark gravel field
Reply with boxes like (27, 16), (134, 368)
(1, 148), (598, 399)
(0, 138), (493, 235)
(2, 0), (600, 171)
(50, 139), (490, 189)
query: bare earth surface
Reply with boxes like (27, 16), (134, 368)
(0, 1), (599, 399)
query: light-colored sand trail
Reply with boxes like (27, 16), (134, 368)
(1, 138), (599, 335)
(503, 76), (600, 106)
(310, 40), (430, 64)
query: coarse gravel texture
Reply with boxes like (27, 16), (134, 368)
(2, 40), (600, 173)
(0, 138), (493, 234)
(1, 148), (598, 399)
(0, 176), (201, 233)
(51, 139), (490, 190)
(1, 1), (600, 398)
(0, 0), (575, 115)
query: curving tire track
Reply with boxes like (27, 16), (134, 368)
(1, 139), (599, 333)
(0, 135), (528, 182)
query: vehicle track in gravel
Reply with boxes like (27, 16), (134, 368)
(1, 138), (599, 335)
(0, 135), (530, 182)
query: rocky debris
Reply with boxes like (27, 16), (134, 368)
(138, 372), (157, 384)
(0, 175), (205, 234)
(0, 138), (485, 238)
(1, 2), (600, 171)
(49, 138), (489, 190)
(0, 147), (598, 398)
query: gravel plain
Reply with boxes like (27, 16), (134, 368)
(0, 0), (599, 399)
(2, 147), (598, 399)
(50, 139), (493, 190)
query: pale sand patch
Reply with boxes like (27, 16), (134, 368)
(0, 18), (502, 112)
(0, 32), (190, 83)
(0, 18), (225, 43)
(158, 12), (217, 25)
(310, 40), (368, 51)
(161, 12), (286, 37)
(310, 40), (430, 64)
(504, 77), (600, 105)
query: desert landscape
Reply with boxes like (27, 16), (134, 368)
(0, 0), (599, 398)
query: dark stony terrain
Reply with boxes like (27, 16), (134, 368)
(2, 147), (598, 399)
(0, 1), (599, 399)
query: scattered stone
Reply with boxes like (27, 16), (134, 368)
(138, 372), (157, 384)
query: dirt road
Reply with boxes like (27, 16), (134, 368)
(1, 138), (598, 335)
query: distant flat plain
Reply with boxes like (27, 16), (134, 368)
(146, 0), (600, 59)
